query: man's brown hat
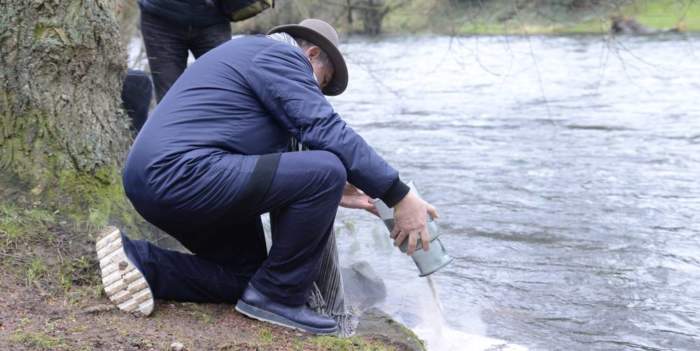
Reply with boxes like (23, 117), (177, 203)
(268, 19), (348, 96)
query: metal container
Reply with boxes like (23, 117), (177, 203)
(375, 182), (454, 277)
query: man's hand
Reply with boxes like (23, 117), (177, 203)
(391, 191), (439, 255)
(340, 183), (379, 217)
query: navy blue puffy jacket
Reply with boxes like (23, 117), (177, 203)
(123, 36), (406, 218)
(138, 0), (228, 28)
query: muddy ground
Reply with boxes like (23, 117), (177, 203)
(0, 264), (426, 351)
(0, 202), (424, 351)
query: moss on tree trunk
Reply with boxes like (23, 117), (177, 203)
(0, 0), (133, 223)
(0, 0), (163, 298)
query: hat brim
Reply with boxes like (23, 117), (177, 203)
(267, 24), (348, 96)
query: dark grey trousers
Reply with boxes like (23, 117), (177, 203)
(140, 11), (232, 102)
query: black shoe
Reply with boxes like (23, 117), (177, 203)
(235, 284), (338, 335)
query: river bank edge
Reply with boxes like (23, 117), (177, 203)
(376, 0), (700, 35)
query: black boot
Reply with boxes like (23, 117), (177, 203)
(235, 284), (338, 335)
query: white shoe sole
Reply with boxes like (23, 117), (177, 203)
(96, 226), (154, 317)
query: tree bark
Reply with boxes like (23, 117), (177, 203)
(0, 0), (130, 193)
(360, 0), (387, 35)
(358, 0), (406, 36)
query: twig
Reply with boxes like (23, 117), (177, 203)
(0, 252), (29, 263)
(81, 304), (117, 314)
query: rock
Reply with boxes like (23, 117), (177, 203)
(356, 308), (426, 351)
(170, 341), (185, 351)
(611, 16), (680, 35)
(341, 261), (387, 311)
(81, 304), (116, 314)
(611, 16), (654, 34)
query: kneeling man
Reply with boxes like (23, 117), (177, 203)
(96, 19), (436, 334)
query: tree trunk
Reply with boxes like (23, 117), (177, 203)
(359, 0), (392, 36)
(347, 0), (354, 25)
(0, 0), (130, 197)
(117, 0), (141, 48)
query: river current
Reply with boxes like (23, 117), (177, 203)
(329, 34), (700, 351)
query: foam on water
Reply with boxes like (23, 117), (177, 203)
(414, 323), (528, 351)
(415, 277), (527, 351)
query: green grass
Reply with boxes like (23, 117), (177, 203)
(25, 257), (47, 285)
(10, 331), (66, 350)
(626, 0), (700, 31)
(0, 201), (100, 293)
(310, 336), (397, 351)
(0, 204), (29, 244)
(258, 327), (274, 345)
(0, 204), (54, 248)
(383, 0), (700, 35)
(59, 255), (99, 292)
(182, 302), (216, 324)
(0, 164), (151, 294)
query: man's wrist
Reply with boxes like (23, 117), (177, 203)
(380, 178), (410, 208)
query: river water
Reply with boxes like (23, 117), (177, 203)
(327, 34), (700, 351)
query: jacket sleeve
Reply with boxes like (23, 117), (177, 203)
(245, 42), (409, 206)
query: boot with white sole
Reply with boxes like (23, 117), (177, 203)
(95, 226), (154, 316)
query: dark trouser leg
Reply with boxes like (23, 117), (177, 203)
(140, 12), (188, 102)
(121, 69), (153, 134)
(249, 151), (347, 306)
(124, 216), (268, 304)
(190, 21), (231, 59)
(124, 151), (345, 305)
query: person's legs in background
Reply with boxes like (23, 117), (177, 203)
(190, 21), (232, 59)
(121, 69), (153, 134)
(140, 11), (189, 102)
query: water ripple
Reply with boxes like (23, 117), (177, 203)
(332, 34), (700, 351)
